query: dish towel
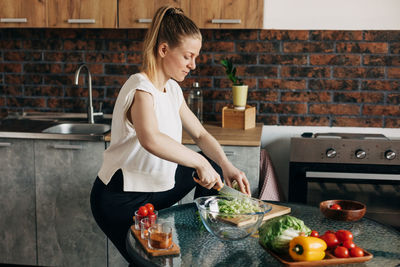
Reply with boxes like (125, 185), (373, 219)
(258, 148), (284, 201)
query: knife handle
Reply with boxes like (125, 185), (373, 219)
(191, 171), (222, 190)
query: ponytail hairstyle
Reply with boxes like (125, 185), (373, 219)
(141, 5), (201, 82)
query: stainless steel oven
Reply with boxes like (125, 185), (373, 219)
(289, 133), (400, 230)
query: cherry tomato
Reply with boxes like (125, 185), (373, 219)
(334, 246), (349, 258)
(342, 240), (356, 250)
(321, 232), (340, 248)
(138, 206), (149, 217)
(330, 204), (342, 210)
(336, 230), (353, 242)
(310, 230), (319, 237)
(145, 203), (155, 213)
(350, 247), (364, 257)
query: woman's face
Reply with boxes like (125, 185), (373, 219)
(160, 36), (202, 82)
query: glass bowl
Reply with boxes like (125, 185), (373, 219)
(194, 195), (272, 241)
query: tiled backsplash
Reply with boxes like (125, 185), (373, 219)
(0, 29), (399, 127)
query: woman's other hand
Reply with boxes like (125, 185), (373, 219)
(221, 162), (251, 196)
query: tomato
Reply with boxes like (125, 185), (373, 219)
(342, 240), (356, 250)
(350, 247), (364, 257)
(145, 203), (155, 213)
(320, 232), (339, 248)
(330, 204), (342, 210)
(334, 246), (349, 258)
(138, 206), (149, 217)
(310, 230), (319, 237)
(336, 230), (353, 242)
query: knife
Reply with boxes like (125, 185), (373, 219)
(192, 171), (249, 198)
(217, 183), (250, 198)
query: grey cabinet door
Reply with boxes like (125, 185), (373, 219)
(0, 139), (36, 265)
(221, 146), (260, 197)
(34, 140), (107, 267)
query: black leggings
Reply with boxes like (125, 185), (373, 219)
(90, 153), (222, 264)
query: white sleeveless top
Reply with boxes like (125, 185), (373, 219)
(98, 73), (184, 192)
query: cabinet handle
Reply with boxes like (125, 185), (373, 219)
(67, 19), (96, 24)
(0, 18), (28, 23)
(0, 142), (12, 147)
(224, 151), (235, 156)
(211, 19), (241, 24)
(137, 18), (152, 23)
(51, 144), (83, 150)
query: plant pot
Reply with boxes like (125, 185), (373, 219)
(232, 85), (248, 110)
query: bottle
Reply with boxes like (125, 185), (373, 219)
(187, 82), (203, 123)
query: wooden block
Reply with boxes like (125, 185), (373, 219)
(130, 225), (180, 257)
(222, 105), (256, 130)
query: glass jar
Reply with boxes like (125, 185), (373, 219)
(187, 82), (203, 123)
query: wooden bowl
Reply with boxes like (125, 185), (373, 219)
(320, 200), (366, 221)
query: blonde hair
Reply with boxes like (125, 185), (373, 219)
(141, 6), (201, 82)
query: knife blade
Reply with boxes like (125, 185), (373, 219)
(217, 183), (249, 198)
(192, 171), (249, 198)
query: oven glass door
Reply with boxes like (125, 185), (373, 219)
(306, 171), (400, 230)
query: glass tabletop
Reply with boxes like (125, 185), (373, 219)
(126, 202), (400, 267)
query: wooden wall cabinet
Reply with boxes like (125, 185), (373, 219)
(0, 0), (264, 29)
(0, 0), (46, 28)
(48, 0), (117, 28)
(190, 0), (263, 29)
(119, 0), (190, 28)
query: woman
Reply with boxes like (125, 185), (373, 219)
(90, 5), (251, 263)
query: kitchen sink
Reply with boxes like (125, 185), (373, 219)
(42, 123), (111, 135)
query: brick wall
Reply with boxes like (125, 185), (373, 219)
(0, 28), (399, 127)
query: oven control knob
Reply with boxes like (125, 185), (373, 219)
(326, 148), (337, 158)
(355, 149), (366, 159)
(385, 150), (396, 160)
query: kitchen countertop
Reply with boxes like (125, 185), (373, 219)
(126, 202), (400, 267)
(0, 112), (262, 145)
(105, 123), (263, 146)
(0, 113), (111, 141)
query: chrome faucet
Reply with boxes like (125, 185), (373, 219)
(74, 64), (102, 124)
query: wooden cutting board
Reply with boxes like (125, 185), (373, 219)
(223, 203), (291, 227)
(130, 225), (180, 256)
(263, 203), (291, 222)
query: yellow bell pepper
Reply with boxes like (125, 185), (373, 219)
(289, 236), (327, 261)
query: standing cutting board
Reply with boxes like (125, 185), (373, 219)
(222, 203), (291, 227)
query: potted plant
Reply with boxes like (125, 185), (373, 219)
(220, 58), (248, 110)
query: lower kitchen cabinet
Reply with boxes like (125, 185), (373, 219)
(34, 140), (107, 267)
(108, 240), (129, 267)
(181, 144), (260, 203)
(0, 139), (36, 266)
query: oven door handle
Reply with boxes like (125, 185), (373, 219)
(306, 171), (400, 181)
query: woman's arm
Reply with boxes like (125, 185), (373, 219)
(128, 90), (223, 190)
(180, 100), (251, 195)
